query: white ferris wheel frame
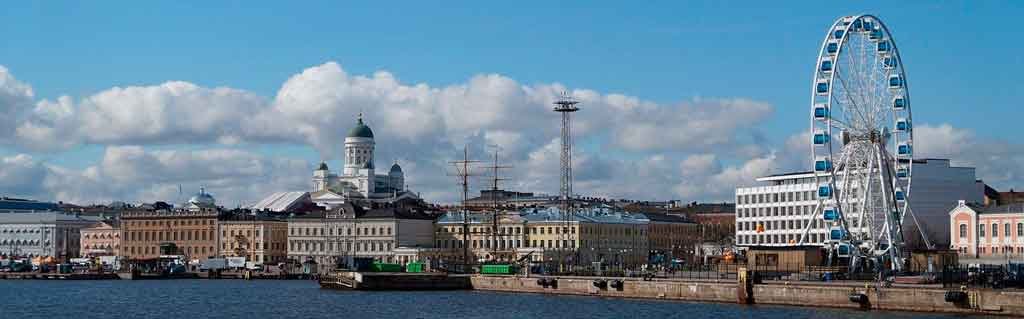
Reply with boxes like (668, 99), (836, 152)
(800, 14), (927, 271)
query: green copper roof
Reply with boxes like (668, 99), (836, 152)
(347, 114), (374, 138)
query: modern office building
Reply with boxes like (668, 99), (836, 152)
(735, 159), (983, 248)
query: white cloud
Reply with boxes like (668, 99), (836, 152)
(0, 147), (309, 206)
(0, 62), (791, 204)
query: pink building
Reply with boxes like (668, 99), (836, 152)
(949, 200), (1024, 259)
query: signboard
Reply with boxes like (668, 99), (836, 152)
(226, 257), (246, 268)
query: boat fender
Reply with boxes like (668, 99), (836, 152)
(592, 279), (607, 288)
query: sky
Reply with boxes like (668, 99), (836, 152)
(0, 1), (1022, 206)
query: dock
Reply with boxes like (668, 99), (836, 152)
(319, 272), (471, 290)
(0, 272), (120, 280)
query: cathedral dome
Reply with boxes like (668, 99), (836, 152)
(317, 161), (329, 171)
(347, 114), (374, 139)
(390, 163), (403, 174)
(188, 189), (216, 206)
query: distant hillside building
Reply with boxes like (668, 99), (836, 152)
(463, 190), (557, 209)
(0, 197), (60, 213)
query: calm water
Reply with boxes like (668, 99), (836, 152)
(0, 280), (994, 318)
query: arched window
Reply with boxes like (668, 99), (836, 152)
(959, 224), (967, 238)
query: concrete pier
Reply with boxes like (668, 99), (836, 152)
(470, 275), (1024, 317)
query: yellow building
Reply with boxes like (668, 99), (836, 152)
(434, 205), (652, 268)
(218, 215), (289, 265)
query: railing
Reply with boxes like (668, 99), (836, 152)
(940, 264), (1024, 289)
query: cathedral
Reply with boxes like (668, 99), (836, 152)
(309, 113), (419, 208)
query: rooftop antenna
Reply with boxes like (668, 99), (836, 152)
(448, 145), (480, 271)
(553, 91), (580, 269)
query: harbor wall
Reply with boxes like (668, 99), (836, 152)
(470, 275), (1024, 316)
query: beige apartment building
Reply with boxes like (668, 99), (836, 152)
(218, 215), (289, 264)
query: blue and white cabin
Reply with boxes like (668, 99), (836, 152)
(818, 184), (833, 199)
(828, 227), (845, 241)
(813, 130), (829, 145)
(826, 42), (839, 55)
(895, 118), (910, 132)
(876, 40), (891, 54)
(895, 188), (907, 202)
(813, 103), (828, 120)
(888, 74), (903, 89)
(816, 80), (829, 95)
(837, 243), (852, 257)
(896, 166), (909, 179)
(814, 156), (832, 172)
(897, 142), (912, 156)
(823, 206), (839, 221)
(883, 56), (898, 69)
(819, 59), (833, 74)
(833, 29), (845, 39)
(869, 28), (884, 41)
(892, 96), (906, 110)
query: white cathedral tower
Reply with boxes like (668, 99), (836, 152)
(309, 113), (409, 207)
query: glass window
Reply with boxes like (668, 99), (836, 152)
(1018, 223), (1023, 237)
(993, 224), (999, 237)
(959, 224), (967, 238)
(980, 224), (986, 237)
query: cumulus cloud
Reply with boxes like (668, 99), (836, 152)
(916, 123), (1024, 189)
(0, 61), (795, 204)
(0, 147), (309, 206)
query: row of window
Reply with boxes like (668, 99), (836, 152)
(123, 219), (213, 227)
(968, 246), (1024, 255)
(737, 205), (817, 219)
(959, 223), (1024, 238)
(737, 191), (816, 205)
(737, 233), (827, 245)
(125, 230), (214, 242)
(438, 225), (643, 236)
(289, 240), (392, 253)
(221, 242), (286, 251)
(737, 219), (828, 232)
(290, 226), (392, 237)
(127, 245), (213, 256)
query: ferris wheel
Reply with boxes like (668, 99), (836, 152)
(801, 15), (924, 272)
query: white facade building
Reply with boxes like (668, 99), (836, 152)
(310, 114), (416, 208)
(735, 159), (983, 248)
(0, 213), (100, 259)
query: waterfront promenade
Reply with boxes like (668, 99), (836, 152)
(0, 280), (999, 319)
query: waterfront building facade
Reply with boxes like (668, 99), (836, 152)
(217, 215), (288, 264)
(287, 204), (435, 272)
(433, 206), (651, 267)
(310, 114), (419, 208)
(644, 213), (701, 263)
(80, 220), (120, 257)
(0, 213), (99, 260)
(735, 159), (983, 248)
(120, 192), (220, 260)
(949, 200), (1024, 261)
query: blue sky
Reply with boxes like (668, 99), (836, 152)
(0, 1), (1021, 205)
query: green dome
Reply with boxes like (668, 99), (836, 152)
(347, 115), (374, 138)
